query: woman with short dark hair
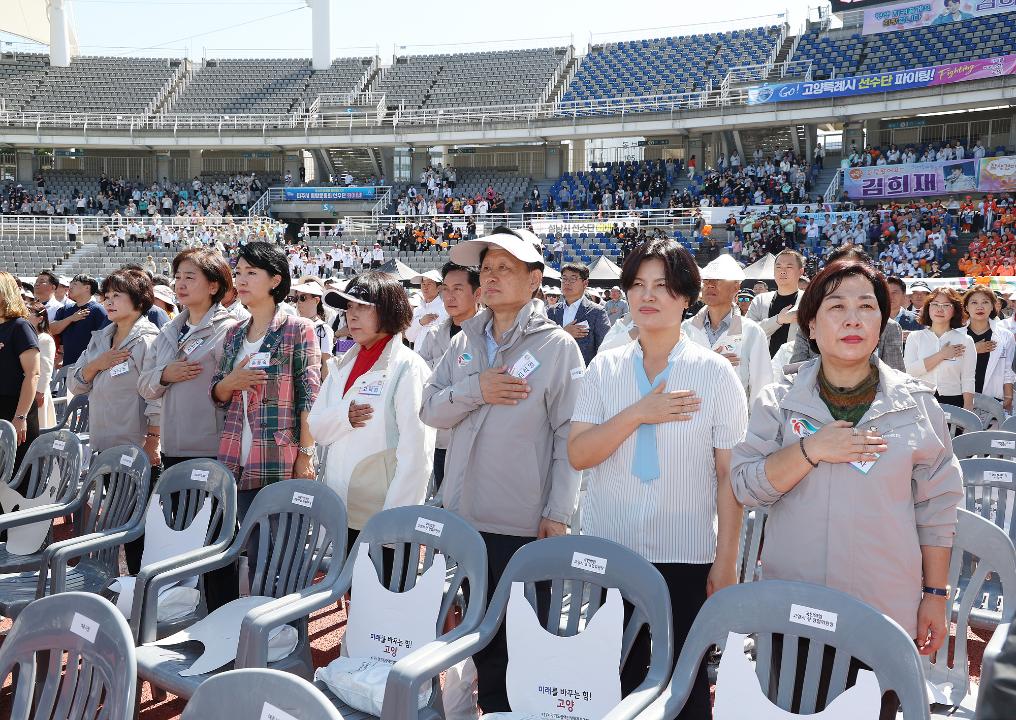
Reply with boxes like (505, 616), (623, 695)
(732, 261), (962, 716)
(904, 287), (975, 409)
(568, 238), (748, 719)
(309, 271), (433, 554)
(69, 268), (160, 464)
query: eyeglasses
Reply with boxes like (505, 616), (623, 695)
(928, 302), (954, 310)
(295, 294), (316, 302)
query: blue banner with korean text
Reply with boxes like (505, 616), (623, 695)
(282, 186), (377, 201)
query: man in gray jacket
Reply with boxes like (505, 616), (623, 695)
(416, 260), (481, 491)
(421, 227), (584, 713)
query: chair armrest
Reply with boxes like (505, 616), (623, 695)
(42, 523), (144, 595)
(602, 691), (668, 720)
(236, 582), (349, 669)
(380, 631), (490, 720)
(137, 547), (237, 644)
(0, 500), (77, 532)
(128, 539), (233, 640)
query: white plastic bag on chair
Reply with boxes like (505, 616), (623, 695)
(441, 657), (479, 720)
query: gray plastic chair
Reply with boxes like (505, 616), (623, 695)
(973, 393), (1006, 430)
(618, 580), (930, 720)
(952, 430), (1016, 461)
(384, 535), (674, 720)
(182, 668), (343, 720)
(940, 404), (983, 436)
(135, 479), (348, 701)
(41, 392), (90, 438)
(1001, 415), (1016, 434)
(924, 509), (1016, 706)
(86, 458), (237, 641)
(958, 457), (1016, 551)
(0, 419), (16, 485)
(975, 621), (1012, 719)
(0, 444), (151, 621)
(239, 505), (488, 716)
(0, 429), (84, 574)
(0, 592), (137, 720)
(50, 366), (70, 424)
(736, 507), (767, 584)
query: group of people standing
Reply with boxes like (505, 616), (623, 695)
(0, 227), (969, 719)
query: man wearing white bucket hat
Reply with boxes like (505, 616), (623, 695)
(683, 255), (772, 409)
(421, 226), (583, 713)
(406, 269), (447, 349)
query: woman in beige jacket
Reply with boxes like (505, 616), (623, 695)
(731, 259), (963, 666)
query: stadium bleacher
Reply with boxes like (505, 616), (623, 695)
(562, 26), (781, 101)
(373, 48), (564, 109)
(169, 58), (313, 115)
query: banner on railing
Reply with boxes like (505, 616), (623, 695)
(842, 155), (1016, 199)
(862, 0), (1015, 36)
(282, 186), (377, 201)
(746, 53), (1016, 105)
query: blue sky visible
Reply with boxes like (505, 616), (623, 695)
(2, 0), (814, 60)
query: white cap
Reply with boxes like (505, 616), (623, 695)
(411, 269), (442, 285)
(700, 254), (745, 282)
(449, 226), (544, 267)
(291, 282), (324, 297)
(153, 285), (176, 306)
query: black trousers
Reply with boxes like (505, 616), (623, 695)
(622, 562), (712, 720)
(474, 532), (547, 713)
(0, 394), (40, 478)
(432, 448), (446, 492)
(935, 392), (963, 408)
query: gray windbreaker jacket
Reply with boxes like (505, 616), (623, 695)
(421, 300), (584, 537)
(68, 316), (160, 452)
(138, 304), (237, 457)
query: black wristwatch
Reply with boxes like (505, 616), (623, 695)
(922, 585), (950, 597)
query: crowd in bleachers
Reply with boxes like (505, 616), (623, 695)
(694, 148), (818, 207)
(393, 165), (509, 216)
(0, 172), (268, 218)
(846, 139), (999, 167)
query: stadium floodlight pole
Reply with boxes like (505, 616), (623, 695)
(309, 0), (332, 71)
(49, 0), (71, 68)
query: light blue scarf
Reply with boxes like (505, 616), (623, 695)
(632, 358), (673, 482)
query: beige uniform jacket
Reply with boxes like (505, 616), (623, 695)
(731, 358), (963, 638)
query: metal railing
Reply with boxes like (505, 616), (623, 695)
(0, 214), (273, 236)
(823, 168), (843, 204)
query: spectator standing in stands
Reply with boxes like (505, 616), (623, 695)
(963, 287), (1015, 414)
(548, 263), (611, 366)
(65, 218), (78, 244)
(68, 269), (161, 468)
(421, 227), (583, 714)
(50, 274), (110, 367)
(683, 255), (772, 409)
(416, 262), (481, 492)
(310, 272), (434, 564)
(0, 273), (41, 470)
(405, 271), (448, 349)
(552, 237), (565, 267)
(732, 261), (961, 706)
(33, 271), (72, 322)
(904, 288), (975, 410)
(747, 249), (805, 357)
(603, 286), (628, 326)
(886, 277), (922, 334)
(569, 239), (747, 719)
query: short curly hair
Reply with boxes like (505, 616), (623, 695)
(101, 268), (154, 314)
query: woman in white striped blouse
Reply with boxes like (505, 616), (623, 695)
(568, 238), (748, 720)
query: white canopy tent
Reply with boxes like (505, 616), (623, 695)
(587, 255), (622, 282)
(742, 254), (776, 280)
(379, 258), (420, 282)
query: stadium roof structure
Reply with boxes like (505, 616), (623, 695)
(2, 0), (51, 45)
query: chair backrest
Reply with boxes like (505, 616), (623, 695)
(64, 393), (90, 434)
(952, 430), (1016, 461)
(639, 580), (929, 720)
(958, 457), (1016, 542)
(181, 668), (343, 720)
(339, 505), (487, 642)
(736, 507), (767, 584)
(145, 458), (237, 547)
(924, 509), (1016, 704)
(975, 621), (1013, 719)
(484, 535), (674, 717)
(8, 429), (84, 504)
(234, 479), (348, 599)
(76, 445), (152, 571)
(50, 366), (69, 397)
(940, 404), (984, 436)
(973, 393), (1006, 430)
(0, 419), (17, 486)
(0, 592), (136, 720)
(1001, 415), (1016, 434)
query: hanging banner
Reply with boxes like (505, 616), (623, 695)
(746, 53), (1016, 105)
(842, 155), (1016, 199)
(282, 186), (377, 201)
(863, 0), (1016, 36)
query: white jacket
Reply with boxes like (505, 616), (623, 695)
(903, 327), (976, 397)
(405, 296), (448, 346)
(975, 322), (1016, 400)
(682, 307), (772, 411)
(746, 290), (802, 350)
(308, 335), (435, 530)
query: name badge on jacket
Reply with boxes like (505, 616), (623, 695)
(248, 352), (271, 369)
(510, 351), (540, 379)
(359, 380), (384, 397)
(109, 361), (130, 377)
